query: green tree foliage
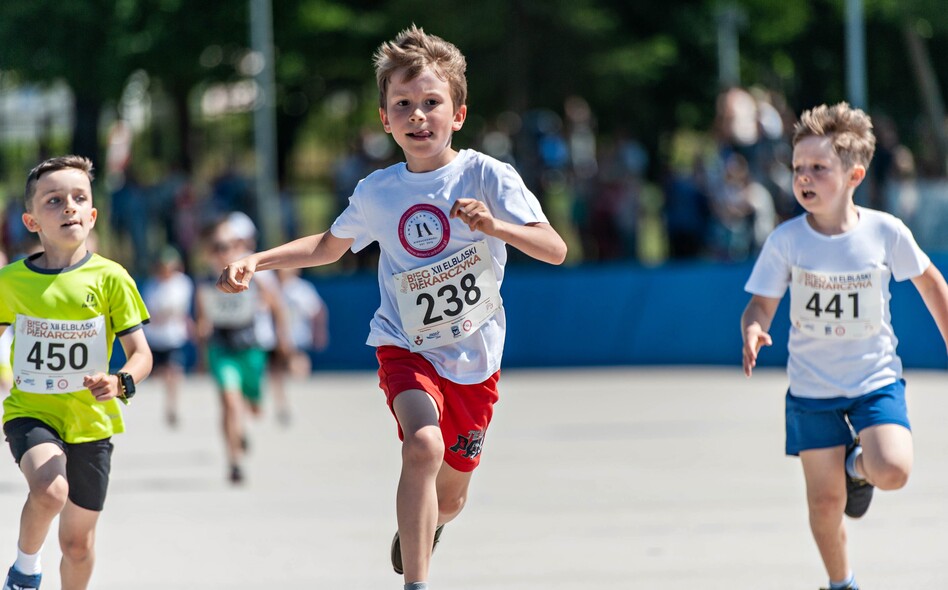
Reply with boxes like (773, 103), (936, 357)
(0, 0), (947, 179)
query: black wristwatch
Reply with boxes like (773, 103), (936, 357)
(116, 371), (136, 401)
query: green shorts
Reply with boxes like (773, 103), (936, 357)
(207, 345), (267, 405)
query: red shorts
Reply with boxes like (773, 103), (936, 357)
(376, 345), (500, 472)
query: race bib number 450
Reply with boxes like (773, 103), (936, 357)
(393, 240), (501, 352)
(12, 314), (108, 393)
(789, 267), (883, 339)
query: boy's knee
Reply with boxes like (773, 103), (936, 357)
(29, 476), (69, 513)
(60, 532), (94, 563)
(808, 489), (846, 517)
(871, 462), (910, 490)
(402, 427), (444, 467)
(438, 493), (466, 519)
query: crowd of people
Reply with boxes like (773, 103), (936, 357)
(2, 86), (933, 274)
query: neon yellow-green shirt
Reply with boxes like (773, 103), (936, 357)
(0, 252), (150, 443)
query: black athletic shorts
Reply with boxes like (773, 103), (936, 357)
(3, 418), (113, 511)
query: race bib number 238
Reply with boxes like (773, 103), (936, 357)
(393, 240), (501, 352)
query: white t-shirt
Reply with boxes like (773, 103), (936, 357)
(331, 149), (548, 384)
(252, 269), (279, 351)
(282, 275), (325, 349)
(142, 271), (194, 351)
(745, 207), (930, 399)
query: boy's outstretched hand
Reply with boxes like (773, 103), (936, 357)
(217, 257), (256, 293)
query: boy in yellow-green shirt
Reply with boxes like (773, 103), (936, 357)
(0, 155), (152, 590)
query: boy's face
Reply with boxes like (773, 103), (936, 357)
(379, 66), (467, 173)
(792, 135), (866, 216)
(21, 167), (97, 249)
(206, 226), (245, 267)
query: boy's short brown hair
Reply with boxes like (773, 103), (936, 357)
(792, 102), (876, 169)
(373, 25), (467, 112)
(24, 155), (95, 211)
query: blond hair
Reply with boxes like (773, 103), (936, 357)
(792, 102), (876, 168)
(24, 155), (95, 211)
(374, 25), (467, 111)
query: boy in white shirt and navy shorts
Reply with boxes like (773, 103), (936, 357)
(741, 103), (948, 590)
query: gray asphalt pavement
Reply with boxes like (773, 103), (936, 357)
(0, 367), (946, 589)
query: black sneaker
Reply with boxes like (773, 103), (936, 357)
(391, 524), (445, 575)
(229, 464), (245, 485)
(819, 585), (857, 590)
(844, 442), (873, 518)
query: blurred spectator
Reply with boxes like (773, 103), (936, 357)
(708, 152), (775, 260)
(276, 267), (329, 377)
(714, 86), (761, 171)
(141, 246), (195, 428)
(109, 167), (150, 277)
(662, 157), (711, 259)
(1, 199), (36, 259)
(885, 145), (921, 224)
(0, 248), (10, 395)
(585, 135), (646, 261)
(332, 131), (381, 271)
(210, 161), (254, 217)
(149, 162), (199, 270)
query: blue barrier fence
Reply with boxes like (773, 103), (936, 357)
(310, 255), (948, 372)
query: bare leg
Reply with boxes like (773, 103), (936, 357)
(855, 423), (912, 489)
(800, 446), (850, 583)
(393, 389), (443, 584)
(435, 462), (473, 525)
(220, 390), (245, 477)
(17, 444), (69, 555)
(58, 501), (100, 590)
(163, 364), (184, 427)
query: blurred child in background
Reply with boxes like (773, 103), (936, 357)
(141, 246), (194, 427)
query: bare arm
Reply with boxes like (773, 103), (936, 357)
(450, 198), (567, 265)
(217, 231), (354, 293)
(912, 264), (948, 355)
(741, 294), (781, 377)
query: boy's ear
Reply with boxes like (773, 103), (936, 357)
(379, 107), (392, 134)
(849, 164), (867, 186)
(21, 212), (39, 234)
(452, 105), (467, 131)
(89, 207), (98, 226)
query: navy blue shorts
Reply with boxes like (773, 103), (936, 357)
(152, 346), (187, 369)
(785, 379), (910, 456)
(4, 418), (113, 511)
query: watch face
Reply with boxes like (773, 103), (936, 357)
(120, 372), (136, 396)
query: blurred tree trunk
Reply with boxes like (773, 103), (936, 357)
(171, 86), (194, 174)
(904, 21), (948, 176)
(71, 95), (103, 171)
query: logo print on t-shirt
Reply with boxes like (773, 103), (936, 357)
(398, 204), (450, 258)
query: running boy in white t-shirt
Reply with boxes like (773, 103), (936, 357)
(741, 103), (948, 590)
(217, 25), (567, 590)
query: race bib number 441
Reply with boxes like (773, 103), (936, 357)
(393, 240), (501, 352)
(789, 267), (883, 339)
(12, 314), (108, 393)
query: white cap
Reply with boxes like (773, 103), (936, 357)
(227, 211), (257, 241)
